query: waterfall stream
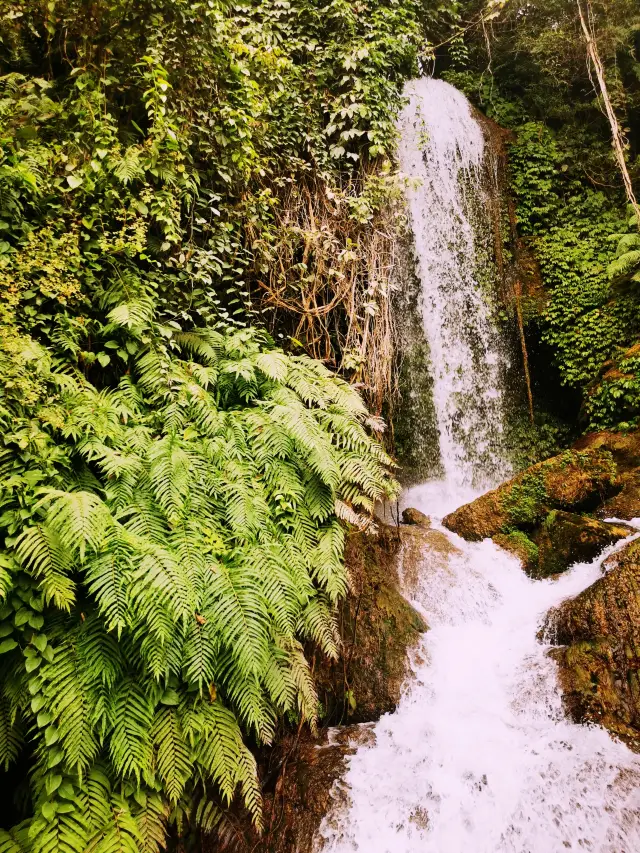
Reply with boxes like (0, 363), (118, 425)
(315, 79), (640, 852)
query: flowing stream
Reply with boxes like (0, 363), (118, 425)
(315, 78), (640, 852)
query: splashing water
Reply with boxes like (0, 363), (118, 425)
(315, 78), (640, 853)
(318, 530), (640, 853)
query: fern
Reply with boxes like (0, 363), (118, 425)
(0, 324), (396, 845)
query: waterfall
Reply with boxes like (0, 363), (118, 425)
(315, 78), (640, 853)
(397, 78), (510, 499)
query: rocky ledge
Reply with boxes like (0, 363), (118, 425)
(443, 447), (632, 578)
(544, 536), (640, 750)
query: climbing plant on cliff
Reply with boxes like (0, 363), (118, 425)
(446, 0), (640, 431)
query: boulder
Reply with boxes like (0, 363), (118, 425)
(398, 522), (462, 600)
(574, 429), (640, 473)
(534, 511), (632, 579)
(545, 538), (640, 749)
(442, 448), (626, 577)
(401, 507), (431, 527)
(443, 448), (618, 541)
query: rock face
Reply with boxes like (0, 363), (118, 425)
(545, 538), (640, 749)
(574, 430), (640, 520)
(314, 524), (427, 724)
(443, 448), (627, 577)
(210, 726), (375, 853)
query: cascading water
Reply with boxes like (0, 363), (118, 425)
(315, 78), (640, 853)
(397, 77), (511, 497)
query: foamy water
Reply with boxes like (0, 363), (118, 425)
(318, 505), (640, 853)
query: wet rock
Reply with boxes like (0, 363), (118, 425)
(493, 531), (539, 575)
(600, 471), (640, 521)
(314, 524), (427, 725)
(401, 507), (431, 527)
(574, 429), (640, 473)
(209, 725), (374, 853)
(534, 511), (632, 579)
(574, 430), (640, 520)
(545, 537), (640, 749)
(443, 448), (618, 542)
(398, 523), (461, 600)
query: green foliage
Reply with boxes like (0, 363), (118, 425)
(449, 1), (640, 434)
(0, 325), (396, 848)
(608, 209), (640, 285)
(503, 411), (573, 471)
(583, 344), (640, 430)
(507, 122), (639, 391)
(0, 0), (427, 846)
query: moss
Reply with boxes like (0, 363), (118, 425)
(546, 538), (640, 749)
(494, 530), (539, 572)
(392, 240), (442, 485)
(500, 471), (547, 529)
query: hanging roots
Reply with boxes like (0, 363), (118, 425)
(247, 167), (406, 415)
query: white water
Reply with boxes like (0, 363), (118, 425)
(316, 78), (640, 853)
(396, 77), (511, 494)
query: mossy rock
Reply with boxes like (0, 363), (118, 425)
(443, 448), (618, 541)
(493, 531), (539, 574)
(573, 429), (640, 520)
(545, 538), (640, 749)
(599, 470), (640, 521)
(313, 525), (426, 725)
(574, 429), (640, 473)
(534, 511), (632, 579)
(401, 507), (431, 527)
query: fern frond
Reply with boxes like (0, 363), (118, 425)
(0, 696), (22, 770)
(151, 708), (192, 803)
(109, 680), (153, 782)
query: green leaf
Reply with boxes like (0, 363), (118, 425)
(44, 726), (59, 746)
(45, 774), (62, 795)
(41, 802), (56, 821)
(0, 639), (18, 654)
(32, 634), (47, 654)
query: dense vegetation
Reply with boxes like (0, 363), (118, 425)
(445, 0), (640, 432)
(0, 0), (461, 847)
(1, 0), (639, 849)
